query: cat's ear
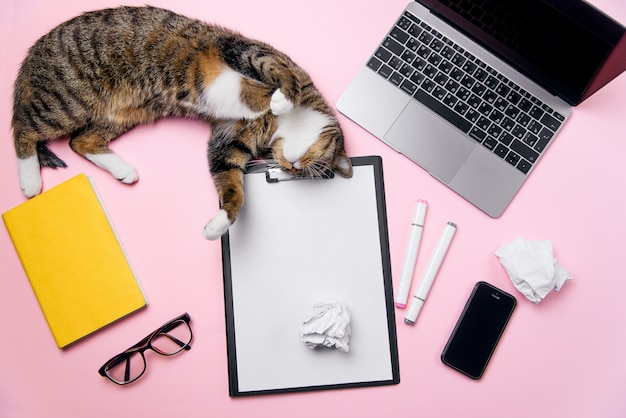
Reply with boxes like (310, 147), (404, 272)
(333, 150), (353, 178)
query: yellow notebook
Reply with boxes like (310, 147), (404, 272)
(3, 174), (147, 348)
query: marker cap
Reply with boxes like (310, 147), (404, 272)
(412, 200), (428, 225)
(404, 298), (425, 325)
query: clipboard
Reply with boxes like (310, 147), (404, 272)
(221, 156), (400, 396)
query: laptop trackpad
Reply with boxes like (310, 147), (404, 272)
(384, 101), (474, 183)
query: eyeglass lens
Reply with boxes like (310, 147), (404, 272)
(152, 319), (192, 355)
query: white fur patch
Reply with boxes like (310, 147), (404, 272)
(198, 69), (264, 120)
(271, 107), (331, 165)
(203, 209), (231, 240)
(17, 155), (42, 198)
(86, 153), (138, 184)
(270, 89), (294, 115)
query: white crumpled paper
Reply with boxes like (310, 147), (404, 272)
(495, 238), (572, 303)
(300, 301), (351, 353)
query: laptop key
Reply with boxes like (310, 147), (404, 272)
(433, 86), (446, 101)
(483, 90), (498, 104)
(378, 64), (393, 79)
(399, 64), (413, 77)
(517, 159), (532, 174)
(506, 90), (522, 105)
(412, 56), (427, 71)
(434, 72), (449, 86)
(407, 25), (422, 39)
(484, 75), (498, 89)
(389, 72), (404, 86)
(410, 72), (426, 85)
(494, 97), (508, 111)
(422, 79), (436, 92)
(454, 101), (470, 115)
(534, 129), (554, 152)
(540, 113), (561, 131)
(489, 109), (504, 124)
(466, 108), (480, 123)
(390, 27), (410, 44)
(522, 132), (538, 147)
(505, 151), (521, 166)
(375, 47), (393, 63)
(510, 139), (539, 162)
(397, 16), (412, 30)
(494, 144), (509, 159)
(511, 125), (527, 139)
(495, 83), (510, 98)
(427, 53), (443, 66)
(416, 45), (431, 59)
(443, 92), (458, 108)
(500, 132), (514, 146)
(401, 50), (417, 65)
(455, 86), (471, 101)
(528, 105), (544, 120)
(476, 116), (490, 131)
(383, 37), (405, 56)
(413, 89), (472, 133)
(483, 136), (498, 151)
(400, 79), (418, 96)
(469, 127), (486, 142)
(368, 57), (383, 71)
(418, 31), (434, 45)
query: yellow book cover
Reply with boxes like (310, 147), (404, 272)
(3, 174), (148, 348)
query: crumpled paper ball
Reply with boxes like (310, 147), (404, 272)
(300, 301), (351, 352)
(495, 238), (572, 303)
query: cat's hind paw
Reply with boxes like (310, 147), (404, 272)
(203, 209), (232, 240)
(17, 156), (43, 198)
(270, 89), (295, 115)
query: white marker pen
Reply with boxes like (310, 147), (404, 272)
(395, 200), (428, 308)
(405, 221), (457, 325)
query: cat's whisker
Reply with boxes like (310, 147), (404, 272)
(309, 160), (333, 179)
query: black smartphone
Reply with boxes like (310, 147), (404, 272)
(441, 281), (516, 379)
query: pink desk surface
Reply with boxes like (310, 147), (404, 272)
(1, 0), (625, 416)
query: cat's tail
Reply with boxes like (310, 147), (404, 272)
(36, 142), (67, 168)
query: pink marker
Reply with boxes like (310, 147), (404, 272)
(395, 200), (428, 308)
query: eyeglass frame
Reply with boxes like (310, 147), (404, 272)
(98, 312), (192, 385)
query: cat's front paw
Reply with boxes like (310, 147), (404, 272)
(86, 153), (139, 184)
(203, 209), (232, 240)
(270, 89), (295, 115)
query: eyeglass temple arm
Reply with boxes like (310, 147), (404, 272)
(124, 356), (133, 382)
(161, 333), (192, 350)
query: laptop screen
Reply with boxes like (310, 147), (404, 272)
(419, 0), (625, 105)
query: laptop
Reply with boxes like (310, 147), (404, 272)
(337, 0), (626, 217)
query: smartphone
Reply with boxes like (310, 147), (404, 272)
(441, 281), (516, 379)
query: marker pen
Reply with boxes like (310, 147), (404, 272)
(405, 221), (457, 325)
(395, 200), (428, 308)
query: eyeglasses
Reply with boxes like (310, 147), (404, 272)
(98, 313), (192, 385)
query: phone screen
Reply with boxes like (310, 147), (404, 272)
(441, 281), (516, 379)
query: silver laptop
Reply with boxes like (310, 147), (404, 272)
(338, 0), (626, 217)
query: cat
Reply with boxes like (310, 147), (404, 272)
(12, 6), (352, 240)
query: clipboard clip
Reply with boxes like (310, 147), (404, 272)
(265, 167), (335, 183)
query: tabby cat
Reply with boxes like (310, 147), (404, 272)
(12, 6), (352, 240)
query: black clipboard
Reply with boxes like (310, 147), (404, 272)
(221, 156), (400, 396)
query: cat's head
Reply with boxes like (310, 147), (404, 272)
(269, 107), (352, 179)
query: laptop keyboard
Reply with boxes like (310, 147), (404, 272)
(367, 12), (566, 174)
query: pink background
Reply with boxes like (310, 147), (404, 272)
(1, 0), (625, 416)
